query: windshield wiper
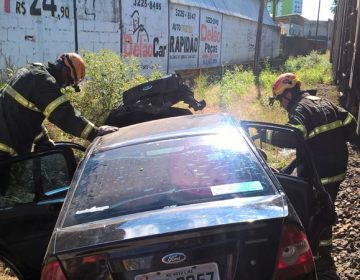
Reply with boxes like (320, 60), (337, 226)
(75, 188), (182, 222)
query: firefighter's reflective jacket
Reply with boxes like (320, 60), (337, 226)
(265, 92), (359, 186)
(0, 62), (98, 157)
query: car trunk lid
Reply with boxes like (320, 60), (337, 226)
(51, 194), (288, 279)
(58, 218), (284, 280)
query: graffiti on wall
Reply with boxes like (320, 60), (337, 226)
(1, 0), (280, 74)
(247, 29), (255, 51)
(123, 9), (165, 58)
(4, 0), (10, 13)
(84, 0), (96, 19)
(13, 0), (70, 19)
(131, 10), (149, 42)
(122, 0), (168, 72)
(169, 4), (199, 71)
(199, 10), (222, 67)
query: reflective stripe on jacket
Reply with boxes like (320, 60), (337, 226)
(266, 93), (359, 185)
(0, 63), (98, 155)
(285, 110), (357, 141)
(0, 143), (17, 156)
(288, 95), (357, 185)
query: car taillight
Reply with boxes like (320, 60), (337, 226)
(274, 224), (315, 280)
(41, 261), (67, 280)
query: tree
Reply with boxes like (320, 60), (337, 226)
(267, 0), (280, 20)
(331, 0), (338, 13)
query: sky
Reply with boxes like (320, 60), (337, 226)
(302, 0), (334, 20)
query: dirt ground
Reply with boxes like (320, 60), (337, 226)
(315, 84), (360, 280)
(333, 146), (360, 280)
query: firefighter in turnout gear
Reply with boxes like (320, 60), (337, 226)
(265, 73), (360, 280)
(0, 52), (119, 162)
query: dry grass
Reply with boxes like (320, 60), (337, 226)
(0, 262), (17, 280)
(194, 84), (288, 125)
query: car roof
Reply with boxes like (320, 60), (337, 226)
(93, 113), (239, 153)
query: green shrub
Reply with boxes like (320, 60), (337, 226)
(283, 51), (332, 86)
(220, 66), (254, 108)
(221, 66), (254, 95)
(283, 51), (321, 72)
(64, 49), (163, 125)
(1, 50), (330, 144)
(193, 75), (209, 101)
(193, 75), (224, 108)
(259, 57), (278, 93)
(198, 52), (333, 123)
(259, 69), (278, 93)
(296, 66), (331, 87)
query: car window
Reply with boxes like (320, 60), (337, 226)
(0, 153), (70, 208)
(40, 153), (71, 194)
(247, 127), (298, 175)
(64, 134), (276, 227)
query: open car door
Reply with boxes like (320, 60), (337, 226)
(240, 121), (335, 254)
(0, 143), (85, 279)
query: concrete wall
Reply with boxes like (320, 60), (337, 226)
(304, 21), (329, 40)
(0, 0), (120, 71)
(221, 16), (280, 65)
(0, 0), (280, 76)
(221, 15), (257, 64)
(262, 25), (281, 59)
(77, 0), (120, 53)
(281, 35), (327, 57)
(289, 23), (304, 36)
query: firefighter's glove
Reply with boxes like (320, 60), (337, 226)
(97, 125), (119, 136)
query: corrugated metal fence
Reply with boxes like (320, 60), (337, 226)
(331, 0), (360, 131)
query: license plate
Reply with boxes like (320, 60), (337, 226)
(135, 262), (220, 280)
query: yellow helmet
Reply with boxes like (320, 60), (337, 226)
(60, 53), (86, 85)
(272, 73), (301, 98)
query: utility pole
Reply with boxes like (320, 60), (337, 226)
(315, 0), (322, 50)
(73, 0), (78, 53)
(272, 0), (277, 21)
(254, 0), (265, 99)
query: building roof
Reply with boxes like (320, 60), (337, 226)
(275, 14), (308, 25)
(276, 14), (333, 25)
(170, 0), (277, 26)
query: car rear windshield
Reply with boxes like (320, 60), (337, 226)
(63, 133), (276, 227)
